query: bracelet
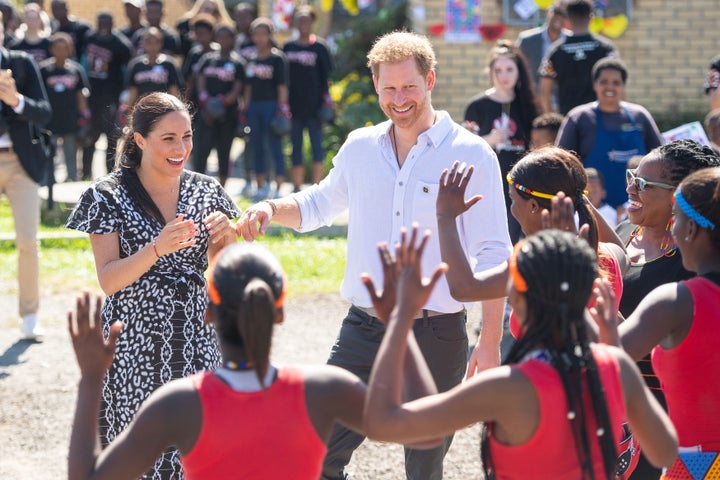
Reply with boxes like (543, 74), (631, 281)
(152, 239), (161, 259)
(263, 199), (278, 216)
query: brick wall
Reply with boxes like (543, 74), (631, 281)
(64, 0), (194, 31)
(422, 0), (719, 123)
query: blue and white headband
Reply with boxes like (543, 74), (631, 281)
(674, 189), (716, 230)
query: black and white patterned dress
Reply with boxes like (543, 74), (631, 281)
(66, 169), (240, 479)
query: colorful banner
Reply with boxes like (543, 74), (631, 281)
(445, 0), (481, 43)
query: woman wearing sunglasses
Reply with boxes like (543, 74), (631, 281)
(615, 139), (720, 479)
(599, 166), (720, 480)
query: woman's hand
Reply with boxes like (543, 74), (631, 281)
(437, 161), (483, 220)
(68, 291), (123, 380)
(203, 211), (233, 245)
(361, 242), (399, 325)
(395, 226), (448, 322)
(540, 192), (590, 240)
(483, 128), (508, 148)
(154, 214), (198, 257)
(589, 277), (620, 346)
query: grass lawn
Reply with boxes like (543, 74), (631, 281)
(0, 198), (346, 296)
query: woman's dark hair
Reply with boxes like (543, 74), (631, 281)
(648, 139), (720, 185)
(115, 92), (191, 225)
(489, 40), (539, 132)
(591, 57), (628, 84)
(679, 166), (720, 249)
(509, 146), (599, 251)
(209, 243), (285, 386)
(481, 230), (617, 480)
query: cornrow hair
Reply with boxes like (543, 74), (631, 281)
(651, 139), (720, 185)
(209, 243), (285, 387)
(481, 230), (617, 480)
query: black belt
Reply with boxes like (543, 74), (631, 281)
(0, 147), (12, 153)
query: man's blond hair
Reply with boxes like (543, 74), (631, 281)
(366, 31), (437, 78)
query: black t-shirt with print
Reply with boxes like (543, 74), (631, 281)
(50, 18), (92, 59)
(127, 54), (183, 97)
(245, 48), (288, 102)
(283, 37), (331, 118)
(9, 37), (51, 64)
(197, 50), (245, 119)
(85, 31), (133, 95)
(39, 58), (90, 134)
(538, 33), (616, 115)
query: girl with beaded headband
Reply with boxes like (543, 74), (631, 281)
(364, 227), (677, 480)
(598, 167), (720, 480)
(67, 241), (442, 479)
(437, 147), (627, 344)
(613, 138), (720, 480)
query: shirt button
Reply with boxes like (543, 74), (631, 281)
(399, 181), (404, 186)
(423, 186), (429, 193)
(396, 211), (400, 216)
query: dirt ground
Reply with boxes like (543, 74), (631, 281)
(0, 289), (486, 480)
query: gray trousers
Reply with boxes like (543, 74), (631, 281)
(321, 305), (468, 480)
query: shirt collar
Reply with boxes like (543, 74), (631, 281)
(380, 110), (453, 149)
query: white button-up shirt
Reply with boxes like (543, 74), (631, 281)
(293, 110), (512, 313)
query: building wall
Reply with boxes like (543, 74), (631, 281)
(422, 0), (719, 123)
(63, 0), (194, 35)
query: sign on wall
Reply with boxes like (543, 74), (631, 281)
(445, 0), (482, 43)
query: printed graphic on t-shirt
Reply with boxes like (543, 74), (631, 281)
(134, 65), (170, 84)
(86, 43), (112, 79)
(286, 50), (318, 67)
(203, 62), (237, 82)
(46, 73), (80, 91)
(246, 63), (273, 79)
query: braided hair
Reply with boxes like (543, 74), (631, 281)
(650, 139), (720, 186)
(207, 243), (286, 387)
(509, 146), (599, 250)
(481, 230), (617, 480)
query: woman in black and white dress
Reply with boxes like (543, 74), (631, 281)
(65, 92), (239, 479)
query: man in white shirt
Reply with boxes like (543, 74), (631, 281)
(236, 31), (511, 480)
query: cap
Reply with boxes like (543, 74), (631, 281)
(123, 0), (144, 8)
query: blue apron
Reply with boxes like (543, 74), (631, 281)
(585, 103), (647, 207)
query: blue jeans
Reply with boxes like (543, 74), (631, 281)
(248, 100), (285, 177)
(290, 116), (324, 166)
(321, 306), (468, 480)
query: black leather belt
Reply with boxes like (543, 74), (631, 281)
(0, 147), (12, 153)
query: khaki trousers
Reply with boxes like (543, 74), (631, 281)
(0, 148), (39, 317)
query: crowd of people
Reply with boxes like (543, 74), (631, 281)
(0, 0), (718, 479)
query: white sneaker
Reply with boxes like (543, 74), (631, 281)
(21, 314), (44, 341)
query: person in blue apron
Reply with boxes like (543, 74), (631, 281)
(556, 57), (664, 208)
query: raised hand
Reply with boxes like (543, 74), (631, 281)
(540, 192), (590, 241)
(437, 161), (483, 220)
(68, 291), (123, 380)
(589, 277), (620, 347)
(361, 242), (399, 325)
(395, 226), (448, 321)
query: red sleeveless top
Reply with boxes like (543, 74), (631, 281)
(652, 277), (720, 450)
(181, 367), (327, 479)
(488, 344), (626, 480)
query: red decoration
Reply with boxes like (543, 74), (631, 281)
(478, 23), (506, 41)
(428, 23), (445, 36)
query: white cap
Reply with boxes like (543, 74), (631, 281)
(123, 0), (145, 8)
